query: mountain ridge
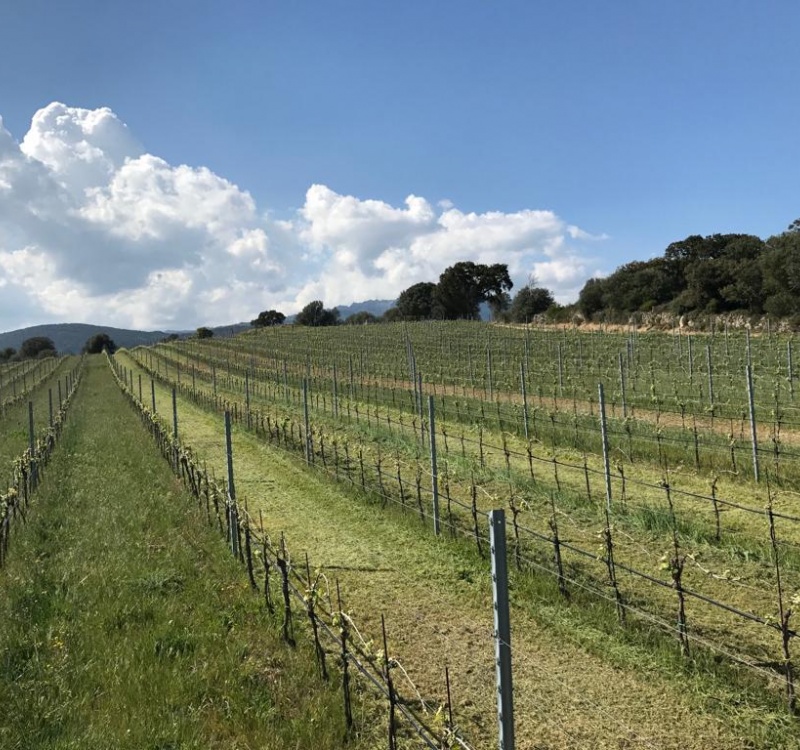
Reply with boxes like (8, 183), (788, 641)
(0, 300), (397, 353)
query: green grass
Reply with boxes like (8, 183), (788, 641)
(0, 356), (380, 750)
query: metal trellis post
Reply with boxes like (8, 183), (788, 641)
(490, 509), (515, 750)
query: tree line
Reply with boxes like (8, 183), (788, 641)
(0, 336), (58, 362)
(251, 261), (560, 328)
(577, 222), (800, 321)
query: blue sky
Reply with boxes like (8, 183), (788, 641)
(0, 1), (798, 329)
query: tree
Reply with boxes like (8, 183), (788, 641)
(508, 285), (555, 322)
(0, 347), (15, 361)
(295, 300), (340, 327)
(600, 259), (682, 313)
(21, 336), (56, 359)
(381, 307), (404, 323)
(433, 262), (513, 320)
(577, 278), (607, 319)
(760, 231), (800, 315)
(394, 282), (438, 320)
(196, 326), (214, 339)
(675, 235), (764, 313)
(787, 218), (800, 233)
(83, 333), (116, 354)
(251, 309), (286, 327)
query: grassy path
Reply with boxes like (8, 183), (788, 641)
(116, 350), (800, 749)
(0, 356), (375, 750)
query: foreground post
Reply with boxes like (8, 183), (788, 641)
(746, 365), (760, 483)
(520, 362), (529, 441)
(598, 383), (612, 511)
(28, 400), (37, 488)
(172, 387), (178, 437)
(490, 509), (515, 750)
(225, 411), (240, 556)
(303, 378), (312, 464)
(28, 401), (35, 454)
(429, 395), (440, 536)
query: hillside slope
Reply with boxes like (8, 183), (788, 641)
(0, 322), (250, 354)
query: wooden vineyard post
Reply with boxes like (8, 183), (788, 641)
(490, 509), (515, 750)
(664, 479), (689, 657)
(429, 396), (441, 536)
(28, 399), (34, 452)
(277, 534), (295, 646)
(138, 374), (142, 404)
(58, 380), (62, 410)
(618, 352), (627, 418)
(604, 506), (625, 624)
(171, 386), (179, 470)
(172, 387), (178, 439)
(767, 500), (797, 714)
(224, 410), (240, 558)
(48, 388), (53, 428)
(151, 378), (156, 413)
(788, 341), (795, 401)
(332, 363), (339, 418)
(524, 326), (530, 374)
(381, 614), (397, 750)
(746, 365), (760, 483)
(245, 370), (251, 430)
(487, 346), (494, 401)
(706, 344), (715, 417)
(28, 400), (37, 489)
(520, 362), (529, 441)
(303, 378), (312, 465)
(336, 581), (354, 736)
(598, 383), (613, 512)
(348, 354), (354, 401)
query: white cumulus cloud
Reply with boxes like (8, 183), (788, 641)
(0, 102), (604, 330)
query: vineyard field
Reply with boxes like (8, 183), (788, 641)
(2, 320), (800, 748)
(111, 320), (800, 748)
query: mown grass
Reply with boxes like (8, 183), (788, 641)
(128, 342), (800, 674)
(0, 356), (380, 750)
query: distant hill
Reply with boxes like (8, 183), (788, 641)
(283, 299), (395, 324)
(0, 322), (250, 354)
(335, 299), (395, 319)
(0, 302), (397, 354)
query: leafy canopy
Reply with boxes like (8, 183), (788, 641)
(251, 309), (286, 327)
(295, 300), (340, 327)
(508, 284), (554, 322)
(434, 262), (513, 320)
(83, 333), (116, 354)
(21, 336), (56, 359)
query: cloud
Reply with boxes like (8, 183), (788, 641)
(0, 102), (604, 330)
